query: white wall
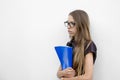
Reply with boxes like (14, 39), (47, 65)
(0, 0), (120, 80)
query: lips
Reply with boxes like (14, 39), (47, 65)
(68, 30), (72, 34)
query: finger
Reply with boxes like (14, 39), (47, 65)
(61, 78), (64, 80)
(66, 67), (73, 69)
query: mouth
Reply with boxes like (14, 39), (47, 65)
(68, 30), (73, 34)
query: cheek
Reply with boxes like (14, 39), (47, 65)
(70, 28), (77, 37)
(73, 28), (77, 35)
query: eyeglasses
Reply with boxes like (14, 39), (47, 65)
(64, 21), (76, 28)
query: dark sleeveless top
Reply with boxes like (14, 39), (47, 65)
(66, 40), (97, 64)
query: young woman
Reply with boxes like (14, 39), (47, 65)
(57, 10), (97, 80)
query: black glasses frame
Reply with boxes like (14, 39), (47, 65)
(64, 21), (76, 28)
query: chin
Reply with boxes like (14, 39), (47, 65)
(69, 34), (74, 37)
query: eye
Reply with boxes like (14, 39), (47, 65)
(64, 21), (76, 28)
(70, 22), (76, 26)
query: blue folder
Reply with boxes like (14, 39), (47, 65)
(54, 46), (73, 70)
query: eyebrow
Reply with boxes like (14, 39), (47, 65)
(67, 20), (75, 22)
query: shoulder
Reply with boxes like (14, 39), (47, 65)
(85, 41), (97, 63)
(85, 41), (97, 53)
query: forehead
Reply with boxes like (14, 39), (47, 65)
(68, 15), (74, 22)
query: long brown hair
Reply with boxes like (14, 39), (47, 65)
(69, 10), (92, 76)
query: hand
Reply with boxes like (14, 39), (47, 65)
(62, 67), (75, 78)
(60, 77), (74, 80)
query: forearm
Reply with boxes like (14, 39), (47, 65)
(77, 75), (92, 80)
(57, 67), (75, 78)
(57, 70), (64, 78)
(62, 74), (92, 80)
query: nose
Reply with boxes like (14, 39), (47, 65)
(67, 25), (71, 29)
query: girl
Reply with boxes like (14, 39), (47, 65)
(57, 10), (97, 80)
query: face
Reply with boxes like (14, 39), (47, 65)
(66, 15), (77, 37)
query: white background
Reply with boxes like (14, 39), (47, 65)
(0, 0), (120, 80)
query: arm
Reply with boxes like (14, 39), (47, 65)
(61, 52), (94, 80)
(57, 66), (63, 78)
(57, 66), (75, 78)
(83, 52), (94, 80)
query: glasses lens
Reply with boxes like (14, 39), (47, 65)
(70, 22), (75, 27)
(64, 21), (75, 28)
(64, 21), (68, 27)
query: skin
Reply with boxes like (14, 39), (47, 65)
(57, 15), (94, 80)
(67, 15), (77, 37)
